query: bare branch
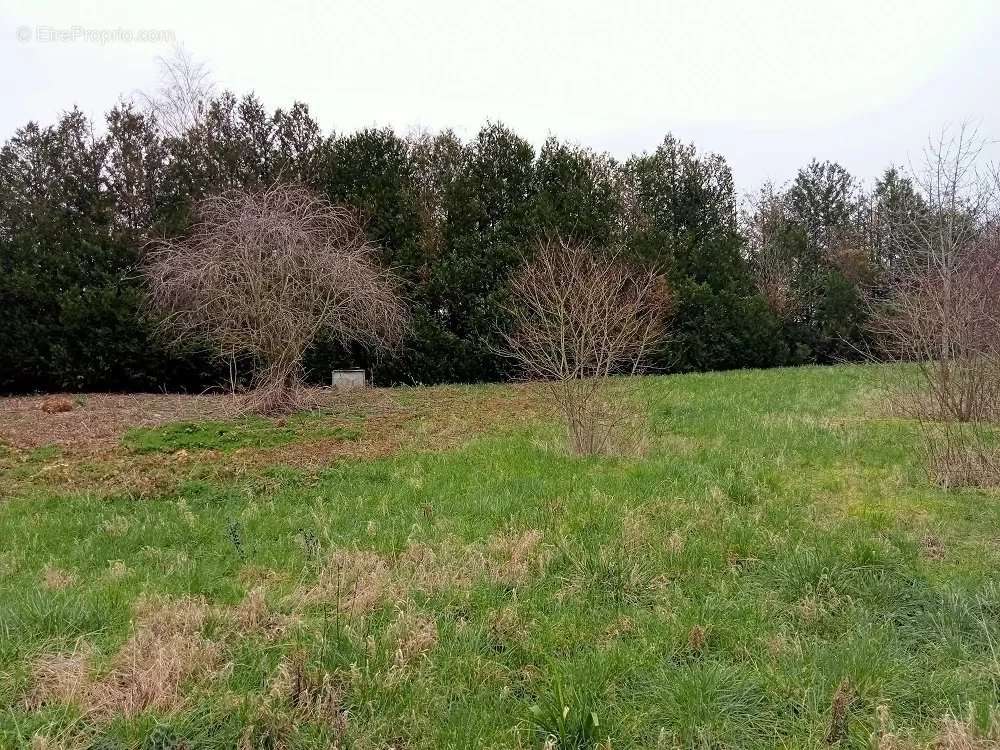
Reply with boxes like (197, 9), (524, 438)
(870, 125), (1000, 486)
(497, 237), (670, 454)
(139, 45), (215, 139)
(144, 184), (407, 413)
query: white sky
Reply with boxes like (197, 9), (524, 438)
(4, 0), (1000, 194)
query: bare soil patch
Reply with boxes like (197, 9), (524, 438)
(0, 392), (236, 452)
(0, 384), (550, 497)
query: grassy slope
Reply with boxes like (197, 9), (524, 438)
(1, 365), (1000, 749)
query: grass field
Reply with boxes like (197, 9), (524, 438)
(2, 365), (1000, 749)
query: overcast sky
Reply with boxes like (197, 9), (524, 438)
(4, 0), (1000, 194)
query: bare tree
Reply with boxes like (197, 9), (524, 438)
(498, 238), (670, 455)
(743, 184), (808, 321)
(874, 126), (1000, 419)
(144, 184), (407, 413)
(870, 125), (1000, 486)
(140, 45), (215, 139)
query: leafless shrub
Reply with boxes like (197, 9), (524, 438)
(921, 421), (1000, 489)
(754, 247), (802, 320)
(497, 238), (670, 455)
(742, 183), (804, 320)
(144, 184), (406, 414)
(881, 246), (1000, 420)
(869, 126), (1000, 486)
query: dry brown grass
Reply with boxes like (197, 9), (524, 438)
(920, 533), (946, 561)
(389, 611), (439, 668)
(270, 650), (348, 720)
(94, 596), (220, 717)
(25, 596), (226, 718)
(687, 624), (708, 654)
(29, 735), (73, 750)
(296, 529), (549, 614)
(876, 711), (1000, 749)
(40, 565), (76, 591)
(825, 678), (853, 744)
(40, 397), (74, 415)
(259, 649), (350, 745)
(23, 644), (92, 711)
(233, 586), (299, 637)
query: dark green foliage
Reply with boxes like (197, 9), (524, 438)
(0, 108), (216, 392)
(531, 138), (621, 245)
(1, 94), (882, 392)
(742, 159), (876, 363)
(142, 724), (187, 750)
(89, 736), (126, 750)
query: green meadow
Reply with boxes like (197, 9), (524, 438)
(2, 365), (999, 749)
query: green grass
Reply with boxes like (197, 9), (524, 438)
(122, 414), (361, 454)
(2, 365), (1000, 749)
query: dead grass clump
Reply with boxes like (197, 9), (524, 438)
(300, 549), (393, 614)
(489, 529), (547, 585)
(25, 596), (221, 719)
(92, 595), (220, 717)
(233, 586), (298, 637)
(920, 534), (946, 561)
(268, 649), (348, 734)
(41, 565), (77, 591)
(24, 644), (93, 710)
(487, 606), (523, 646)
(29, 735), (72, 750)
(40, 397), (74, 414)
(235, 586), (270, 631)
(825, 678), (853, 744)
(297, 530), (549, 613)
(399, 539), (486, 593)
(687, 625), (708, 654)
(933, 714), (1000, 749)
(390, 611), (439, 668)
(102, 515), (131, 537)
(876, 710), (1000, 749)
(666, 530), (685, 555)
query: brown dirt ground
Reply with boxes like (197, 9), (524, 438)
(0, 392), (236, 451)
(0, 384), (551, 497)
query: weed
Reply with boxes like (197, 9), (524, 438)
(527, 674), (604, 749)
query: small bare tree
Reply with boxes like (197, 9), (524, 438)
(874, 127), (1000, 418)
(498, 238), (670, 455)
(144, 184), (406, 413)
(754, 246), (803, 321)
(743, 184), (808, 321)
(140, 45), (215, 139)
(870, 125), (1000, 486)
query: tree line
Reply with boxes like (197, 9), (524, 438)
(0, 89), (924, 393)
